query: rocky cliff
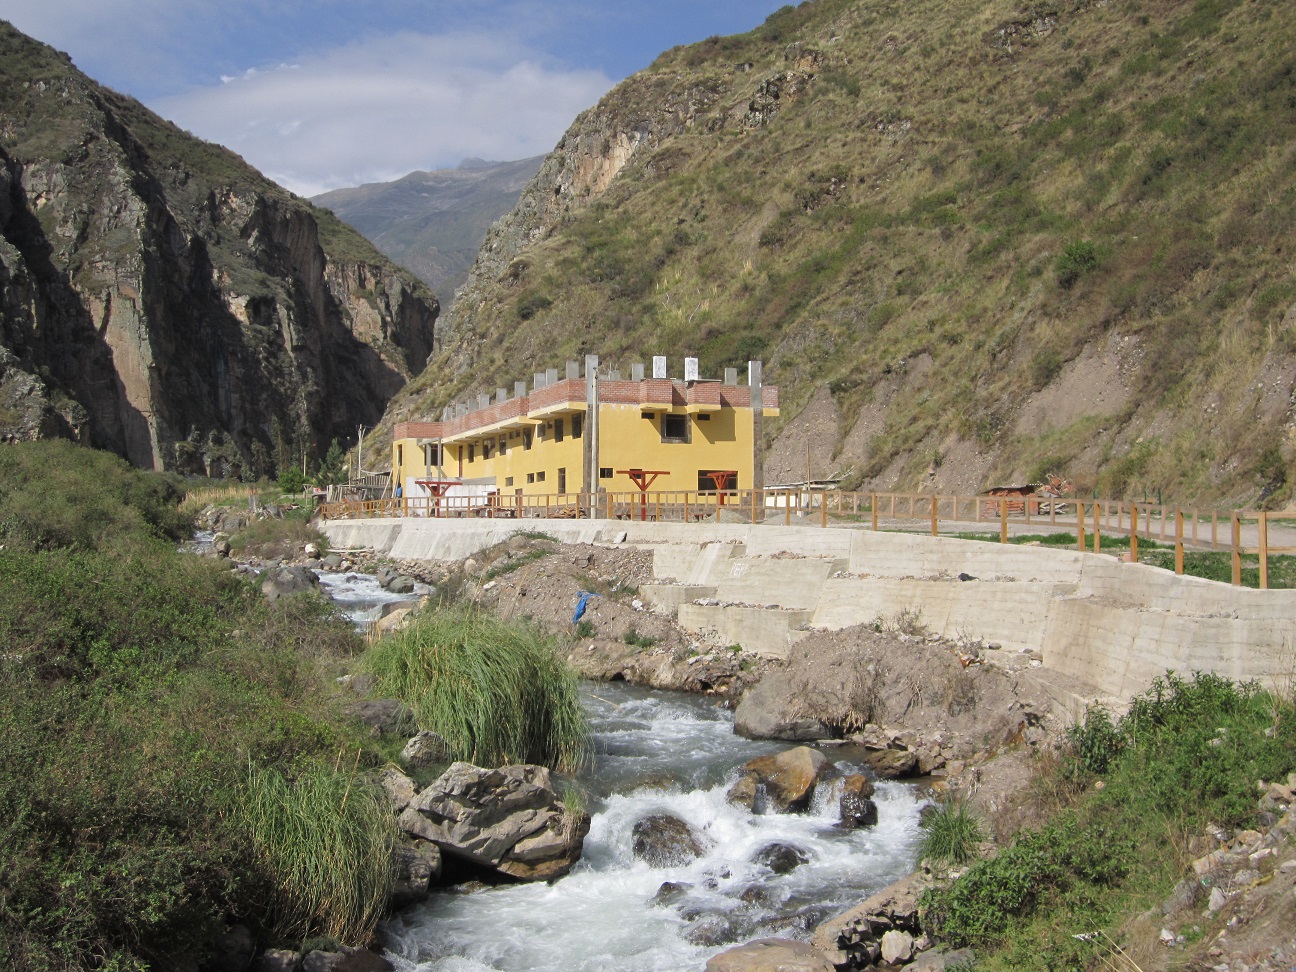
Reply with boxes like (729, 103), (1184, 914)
(0, 22), (438, 474)
(383, 0), (1296, 506)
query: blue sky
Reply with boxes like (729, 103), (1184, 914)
(2, 1), (792, 195)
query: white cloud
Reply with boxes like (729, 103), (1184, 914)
(153, 30), (613, 196)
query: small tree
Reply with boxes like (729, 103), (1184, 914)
(277, 466), (306, 495)
(318, 439), (347, 486)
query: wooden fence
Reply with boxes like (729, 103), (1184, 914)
(318, 489), (1296, 589)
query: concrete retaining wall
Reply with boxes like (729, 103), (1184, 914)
(320, 516), (1296, 701)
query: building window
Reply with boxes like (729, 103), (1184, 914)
(600, 467), (613, 479)
(527, 473), (535, 484)
(499, 436), (507, 451)
(698, 471), (739, 492)
(468, 443), (475, 462)
(483, 442), (493, 460)
(558, 467), (566, 493)
(555, 418), (565, 443)
(524, 430), (532, 450)
(572, 414), (583, 439)
(536, 470), (546, 483)
(505, 476), (514, 487)
(697, 413), (711, 421)
(661, 414), (690, 443)
(397, 445), (403, 467)
(641, 411), (653, 420)
(423, 443), (439, 466)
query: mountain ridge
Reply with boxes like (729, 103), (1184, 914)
(377, 0), (1296, 507)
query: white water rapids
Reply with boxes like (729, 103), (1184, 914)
(381, 682), (927, 972)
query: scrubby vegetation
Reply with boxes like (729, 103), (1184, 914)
(363, 607), (591, 772)
(0, 442), (389, 971)
(919, 798), (984, 866)
(922, 672), (1296, 969)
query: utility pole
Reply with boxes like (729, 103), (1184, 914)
(583, 354), (600, 517)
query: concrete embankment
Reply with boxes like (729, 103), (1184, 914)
(320, 517), (1296, 702)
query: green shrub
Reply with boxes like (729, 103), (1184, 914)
(278, 466), (306, 494)
(362, 607), (591, 771)
(1055, 240), (1099, 288)
(919, 798), (984, 864)
(241, 763), (396, 943)
(1064, 706), (1125, 777)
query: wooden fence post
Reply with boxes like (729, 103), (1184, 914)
(1174, 510), (1184, 575)
(822, 491), (828, 528)
(1259, 511), (1269, 590)
(1231, 514), (1242, 586)
(1000, 498), (1008, 544)
(1092, 502), (1101, 555)
(1130, 504), (1139, 563)
(931, 496), (939, 537)
(1077, 501), (1086, 551)
(871, 494), (879, 532)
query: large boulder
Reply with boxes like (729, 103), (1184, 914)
(632, 814), (708, 867)
(397, 762), (589, 881)
(812, 872), (928, 968)
(401, 730), (451, 768)
(753, 842), (809, 875)
(839, 775), (879, 829)
(706, 939), (836, 972)
(734, 674), (831, 741)
(728, 746), (830, 813)
(389, 840), (442, 909)
(260, 565), (320, 601)
(862, 747), (918, 779)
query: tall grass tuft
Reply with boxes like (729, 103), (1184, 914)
(919, 797), (984, 865)
(363, 606), (591, 772)
(242, 761), (396, 944)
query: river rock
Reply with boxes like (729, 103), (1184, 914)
(733, 674), (831, 741)
(254, 949), (301, 972)
(706, 939), (836, 972)
(728, 747), (829, 813)
(398, 762), (590, 881)
(401, 730), (451, 768)
(390, 840), (442, 909)
(880, 929), (914, 964)
(685, 912), (741, 947)
(863, 747), (918, 779)
(301, 948), (391, 972)
(632, 814), (708, 867)
(753, 842), (809, 875)
(652, 881), (692, 906)
(322, 553), (344, 570)
(377, 767), (417, 811)
(388, 575), (417, 595)
(346, 699), (416, 738)
(839, 775), (879, 829)
(812, 871), (927, 964)
(261, 565), (320, 601)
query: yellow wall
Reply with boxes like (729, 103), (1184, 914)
(392, 402), (769, 501)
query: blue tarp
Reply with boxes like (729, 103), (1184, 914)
(572, 591), (599, 623)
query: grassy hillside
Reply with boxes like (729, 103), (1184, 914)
(391, 0), (1296, 506)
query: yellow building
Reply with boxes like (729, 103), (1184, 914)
(391, 357), (778, 513)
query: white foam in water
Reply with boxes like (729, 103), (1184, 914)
(314, 570), (423, 629)
(382, 683), (925, 972)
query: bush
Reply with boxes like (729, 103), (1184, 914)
(1055, 240), (1099, 288)
(278, 466), (306, 494)
(241, 763), (396, 943)
(919, 798), (984, 864)
(363, 607), (591, 771)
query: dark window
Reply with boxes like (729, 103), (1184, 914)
(641, 411), (653, 420)
(600, 467), (613, 479)
(524, 431), (532, 450)
(536, 470), (546, 483)
(697, 413), (711, 421)
(397, 445), (403, 467)
(424, 444), (439, 465)
(505, 476), (514, 487)
(572, 414), (583, 439)
(468, 444), (475, 462)
(698, 471), (740, 492)
(555, 419), (565, 443)
(558, 467), (566, 493)
(661, 414), (690, 443)
(527, 472), (535, 484)
(483, 442), (492, 459)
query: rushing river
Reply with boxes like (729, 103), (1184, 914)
(381, 682), (926, 972)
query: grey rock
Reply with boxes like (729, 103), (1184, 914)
(909, 947), (976, 971)
(706, 939), (836, 972)
(1207, 886), (1228, 913)
(390, 840), (442, 909)
(377, 767), (417, 811)
(1161, 877), (1206, 914)
(863, 747), (919, 779)
(632, 814), (707, 867)
(753, 842), (809, 875)
(322, 554), (344, 569)
(301, 949), (392, 972)
(880, 929), (914, 964)
(346, 699), (416, 738)
(398, 762), (588, 881)
(839, 775), (879, 829)
(260, 565), (320, 601)
(388, 575), (416, 595)
(652, 881), (692, 906)
(401, 730), (451, 768)
(254, 950), (301, 972)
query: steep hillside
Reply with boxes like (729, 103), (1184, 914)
(0, 22), (438, 475)
(384, 0), (1296, 506)
(312, 157), (543, 306)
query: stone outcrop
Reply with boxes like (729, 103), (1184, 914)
(727, 746), (829, 813)
(0, 23), (437, 471)
(812, 872), (936, 971)
(838, 775), (878, 829)
(397, 762), (590, 881)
